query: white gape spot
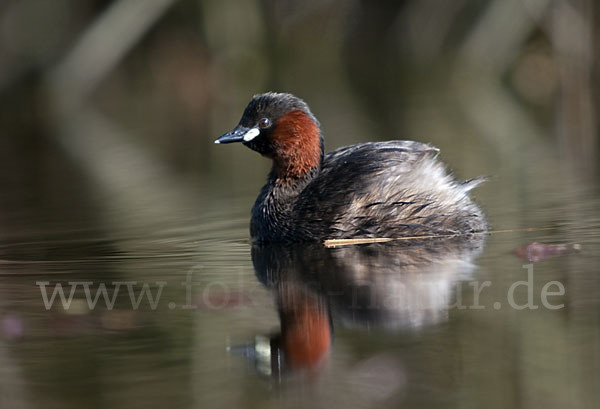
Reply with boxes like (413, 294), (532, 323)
(243, 128), (260, 142)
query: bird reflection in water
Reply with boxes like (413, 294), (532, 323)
(231, 235), (485, 379)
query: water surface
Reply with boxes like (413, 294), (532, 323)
(0, 133), (598, 409)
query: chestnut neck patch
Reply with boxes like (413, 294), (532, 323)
(270, 110), (323, 182)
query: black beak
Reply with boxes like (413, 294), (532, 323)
(214, 126), (250, 144)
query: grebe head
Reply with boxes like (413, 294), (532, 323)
(216, 92), (323, 179)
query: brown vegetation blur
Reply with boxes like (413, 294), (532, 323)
(0, 0), (598, 186)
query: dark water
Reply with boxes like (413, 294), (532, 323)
(0, 134), (599, 409)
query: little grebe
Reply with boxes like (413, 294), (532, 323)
(215, 92), (487, 243)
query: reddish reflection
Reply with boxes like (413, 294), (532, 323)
(278, 282), (331, 371)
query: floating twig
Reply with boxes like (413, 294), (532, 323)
(323, 227), (545, 248)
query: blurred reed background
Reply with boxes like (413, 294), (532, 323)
(0, 0), (598, 225)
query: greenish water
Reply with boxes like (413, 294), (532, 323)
(0, 130), (598, 409)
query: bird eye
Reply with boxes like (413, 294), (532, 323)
(259, 118), (271, 129)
